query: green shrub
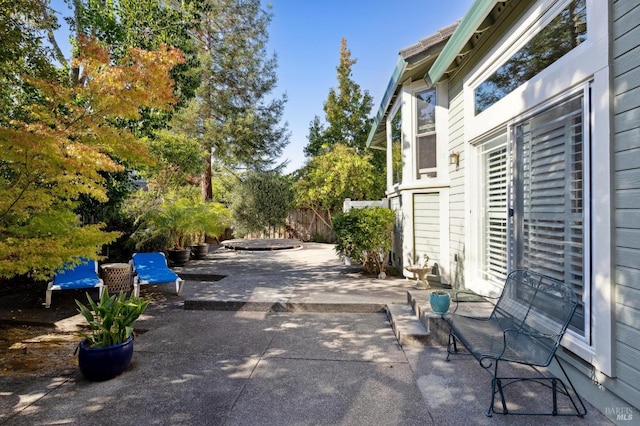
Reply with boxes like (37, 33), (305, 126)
(230, 171), (293, 237)
(333, 206), (395, 276)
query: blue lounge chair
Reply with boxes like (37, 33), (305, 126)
(45, 258), (105, 308)
(131, 252), (184, 297)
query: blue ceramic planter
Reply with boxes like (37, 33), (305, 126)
(78, 335), (134, 381)
(429, 292), (451, 315)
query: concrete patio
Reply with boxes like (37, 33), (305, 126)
(0, 242), (614, 425)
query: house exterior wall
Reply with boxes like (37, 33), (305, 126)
(386, 78), (453, 283)
(438, 0), (638, 416)
(413, 193), (441, 267)
(374, 0), (639, 417)
(370, 0), (640, 416)
(612, 0), (640, 411)
(446, 80), (466, 290)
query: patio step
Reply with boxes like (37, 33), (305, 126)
(386, 303), (429, 346)
(386, 292), (452, 347)
(406, 290), (497, 347)
(407, 291), (451, 347)
(184, 299), (387, 313)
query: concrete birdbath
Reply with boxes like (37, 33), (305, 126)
(405, 254), (432, 289)
(405, 265), (432, 289)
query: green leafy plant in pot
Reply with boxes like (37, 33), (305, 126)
(188, 201), (231, 260)
(154, 195), (194, 266)
(76, 291), (150, 381)
(130, 188), (197, 266)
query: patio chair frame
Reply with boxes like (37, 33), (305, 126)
(45, 258), (104, 308)
(130, 252), (184, 298)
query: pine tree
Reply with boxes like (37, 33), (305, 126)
(172, 0), (289, 200)
(305, 38), (374, 157)
(304, 38), (384, 198)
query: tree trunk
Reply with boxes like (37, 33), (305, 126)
(201, 155), (213, 200)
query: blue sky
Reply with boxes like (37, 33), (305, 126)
(49, 0), (475, 172)
(265, 0), (474, 172)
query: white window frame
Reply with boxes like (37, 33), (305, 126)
(463, 0), (613, 376)
(469, 132), (509, 295)
(508, 86), (592, 341)
(386, 95), (403, 192)
(414, 87), (437, 179)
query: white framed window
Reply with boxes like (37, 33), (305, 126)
(415, 88), (436, 179)
(509, 91), (589, 338)
(472, 89), (591, 345)
(477, 134), (509, 287)
(474, 0), (587, 115)
(390, 108), (403, 187)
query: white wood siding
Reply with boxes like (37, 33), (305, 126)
(447, 80), (466, 289)
(613, 0), (640, 408)
(413, 193), (440, 266)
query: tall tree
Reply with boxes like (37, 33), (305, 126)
(304, 38), (384, 198)
(304, 38), (374, 157)
(49, 0), (201, 128)
(0, 0), (59, 125)
(171, 0), (289, 200)
(45, 0), (202, 250)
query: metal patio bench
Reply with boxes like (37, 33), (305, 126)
(444, 269), (587, 417)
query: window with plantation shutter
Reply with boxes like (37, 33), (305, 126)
(511, 94), (586, 336)
(479, 135), (508, 284)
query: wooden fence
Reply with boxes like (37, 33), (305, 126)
(246, 208), (335, 242)
(244, 199), (390, 242)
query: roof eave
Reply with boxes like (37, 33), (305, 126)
(367, 22), (460, 149)
(366, 56), (406, 149)
(427, 0), (498, 85)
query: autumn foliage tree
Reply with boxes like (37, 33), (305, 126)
(0, 36), (183, 279)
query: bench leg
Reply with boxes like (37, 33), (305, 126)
(488, 362), (508, 417)
(45, 289), (53, 309)
(446, 331), (458, 361)
(486, 357), (587, 417)
(554, 355), (587, 417)
(552, 378), (558, 416)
